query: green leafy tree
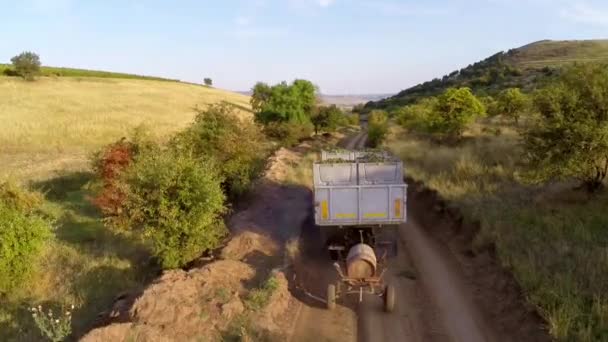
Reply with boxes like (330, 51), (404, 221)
(251, 79), (317, 124)
(368, 110), (389, 147)
(10, 51), (41, 81)
(204, 78), (213, 86)
(496, 88), (528, 124)
(429, 87), (485, 138)
(311, 105), (345, 135)
(396, 97), (438, 132)
(523, 63), (608, 192)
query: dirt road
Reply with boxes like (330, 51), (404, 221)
(291, 129), (549, 342)
(290, 131), (510, 342)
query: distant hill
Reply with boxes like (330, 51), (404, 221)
(0, 64), (179, 82)
(237, 91), (392, 109)
(320, 94), (392, 109)
(367, 39), (608, 110)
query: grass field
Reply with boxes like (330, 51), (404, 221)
(0, 76), (252, 341)
(512, 40), (608, 69)
(387, 121), (608, 341)
(0, 64), (179, 82)
(0, 77), (251, 181)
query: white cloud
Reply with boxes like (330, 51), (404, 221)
(317, 0), (336, 7)
(288, 0), (337, 9)
(233, 27), (289, 38)
(359, 0), (447, 16)
(235, 16), (251, 26)
(561, 2), (608, 27)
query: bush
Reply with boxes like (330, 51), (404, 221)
(368, 110), (389, 147)
(263, 121), (313, 147)
(11, 51), (41, 81)
(0, 181), (44, 213)
(396, 97), (437, 132)
(171, 104), (268, 198)
(311, 105), (346, 135)
(118, 150), (227, 269)
(0, 201), (51, 293)
(428, 87), (485, 139)
(523, 63), (608, 192)
(346, 113), (360, 126)
(91, 128), (159, 218)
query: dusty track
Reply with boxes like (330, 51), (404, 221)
(290, 131), (548, 342)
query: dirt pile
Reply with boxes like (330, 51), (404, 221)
(81, 146), (313, 341)
(82, 261), (256, 341)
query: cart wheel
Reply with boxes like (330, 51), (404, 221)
(327, 284), (336, 310)
(384, 284), (395, 313)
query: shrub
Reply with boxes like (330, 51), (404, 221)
(263, 121), (313, 147)
(0, 181), (44, 213)
(90, 139), (134, 217)
(496, 88), (528, 124)
(118, 150), (227, 269)
(428, 87), (485, 139)
(11, 51), (41, 81)
(171, 104), (268, 198)
(311, 105), (346, 135)
(396, 97), (437, 132)
(91, 128), (159, 218)
(522, 63), (608, 192)
(0, 202), (51, 293)
(368, 110), (389, 147)
(346, 113), (360, 126)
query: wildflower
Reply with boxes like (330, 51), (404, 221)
(71, 304), (75, 310)
(55, 319), (59, 323)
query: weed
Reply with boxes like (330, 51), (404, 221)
(29, 305), (73, 342)
(245, 275), (280, 312)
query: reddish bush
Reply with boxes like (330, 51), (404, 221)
(91, 139), (134, 217)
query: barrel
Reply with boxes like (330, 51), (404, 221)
(346, 244), (377, 279)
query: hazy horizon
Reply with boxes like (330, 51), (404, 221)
(2, 0), (608, 94)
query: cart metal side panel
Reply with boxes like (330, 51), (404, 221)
(314, 163), (358, 186)
(314, 184), (407, 226)
(358, 163), (403, 185)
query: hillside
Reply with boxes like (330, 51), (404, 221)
(367, 39), (608, 110)
(0, 64), (179, 82)
(0, 77), (251, 180)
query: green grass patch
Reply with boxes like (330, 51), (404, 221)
(245, 275), (280, 312)
(387, 121), (608, 341)
(0, 173), (156, 341)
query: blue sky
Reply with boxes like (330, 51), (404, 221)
(1, 0), (607, 94)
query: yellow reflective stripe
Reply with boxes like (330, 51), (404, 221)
(394, 199), (402, 218)
(335, 213), (356, 219)
(321, 201), (329, 219)
(364, 213), (387, 218)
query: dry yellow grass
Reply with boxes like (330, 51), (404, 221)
(0, 77), (251, 180)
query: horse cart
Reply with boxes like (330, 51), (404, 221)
(313, 150), (407, 313)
